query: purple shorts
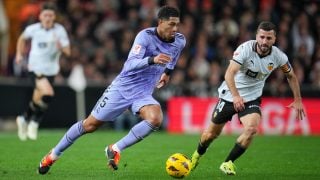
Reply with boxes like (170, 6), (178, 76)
(91, 87), (159, 122)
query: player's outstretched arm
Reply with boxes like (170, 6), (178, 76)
(157, 73), (170, 89)
(225, 60), (244, 112)
(285, 70), (305, 120)
(55, 37), (71, 57)
(61, 45), (71, 57)
(15, 34), (26, 64)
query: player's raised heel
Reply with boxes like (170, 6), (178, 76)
(191, 150), (201, 171)
(219, 160), (236, 175)
(38, 150), (57, 175)
(106, 145), (120, 170)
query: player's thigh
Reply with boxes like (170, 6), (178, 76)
(32, 78), (53, 102)
(238, 98), (262, 128)
(212, 98), (236, 124)
(239, 113), (261, 128)
(131, 96), (162, 120)
(139, 105), (162, 121)
(91, 89), (131, 122)
(35, 77), (54, 96)
(131, 96), (160, 115)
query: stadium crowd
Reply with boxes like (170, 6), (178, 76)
(9, 0), (320, 100)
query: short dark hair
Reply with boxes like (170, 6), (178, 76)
(157, 6), (180, 20)
(257, 21), (276, 35)
(41, 2), (57, 12)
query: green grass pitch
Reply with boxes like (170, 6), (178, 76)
(0, 130), (319, 180)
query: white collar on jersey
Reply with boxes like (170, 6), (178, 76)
(40, 23), (56, 31)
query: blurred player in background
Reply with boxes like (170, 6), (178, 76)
(38, 6), (185, 175)
(190, 21), (305, 175)
(15, 2), (70, 141)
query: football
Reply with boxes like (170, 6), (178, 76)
(165, 153), (191, 178)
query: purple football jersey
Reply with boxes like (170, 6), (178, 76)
(111, 27), (186, 99)
(92, 27), (185, 121)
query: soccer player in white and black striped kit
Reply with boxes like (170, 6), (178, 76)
(191, 21), (305, 175)
(15, 3), (70, 141)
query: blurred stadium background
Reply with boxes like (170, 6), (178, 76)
(0, 0), (319, 135)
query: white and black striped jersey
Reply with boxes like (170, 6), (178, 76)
(218, 40), (291, 102)
(23, 22), (70, 76)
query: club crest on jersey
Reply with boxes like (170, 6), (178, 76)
(267, 63), (274, 71)
(132, 44), (142, 54)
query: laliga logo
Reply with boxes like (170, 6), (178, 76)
(179, 101), (310, 135)
(261, 103), (310, 135)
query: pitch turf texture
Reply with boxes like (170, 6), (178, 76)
(0, 130), (319, 180)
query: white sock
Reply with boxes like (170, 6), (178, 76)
(50, 149), (59, 160)
(105, 144), (121, 156)
(112, 144), (120, 153)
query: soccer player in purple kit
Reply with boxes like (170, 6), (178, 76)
(38, 6), (185, 175)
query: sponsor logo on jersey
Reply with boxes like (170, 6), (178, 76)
(245, 69), (258, 78)
(38, 42), (47, 48)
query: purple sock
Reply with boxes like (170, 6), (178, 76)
(53, 121), (86, 156)
(115, 120), (157, 151)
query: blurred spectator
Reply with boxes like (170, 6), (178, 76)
(207, 61), (222, 97)
(0, 0), (9, 73)
(292, 12), (315, 58)
(310, 61), (320, 89)
(215, 5), (239, 40)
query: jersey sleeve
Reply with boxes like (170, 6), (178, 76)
(57, 26), (70, 47)
(277, 51), (291, 73)
(232, 43), (249, 65)
(166, 34), (186, 70)
(22, 25), (34, 39)
(278, 51), (289, 66)
(123, 31), (151, 71)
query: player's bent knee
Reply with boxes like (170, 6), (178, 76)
(37, 95), (54, 110)
(82, 117), (103, 133)
(42, 95), (53, 103)
(148, 117), (162, 128)
(204, 131), (219, 141)
(140, 105), (163, 127)
(245, 126), (258, 136)
(142, 112), (163, 128)
(83, 123), (99, 133)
